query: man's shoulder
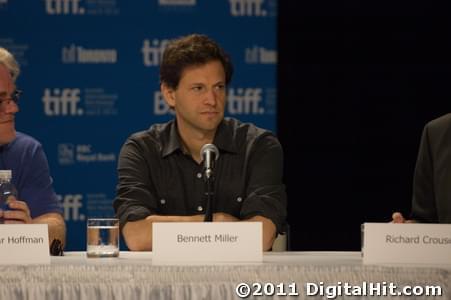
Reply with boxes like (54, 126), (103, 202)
(423, 114), (451, 149)
(223, 117), (273, 141)
(129, 121), (171, 140)
(9, 132), (42, 151)
(427, 113), (451, 130)
(125, 121), (173, 155)
(424, 113), (451, 140)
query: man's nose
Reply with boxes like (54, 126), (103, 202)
(3, 100), (19, 114)
(203, 89), (218, 106)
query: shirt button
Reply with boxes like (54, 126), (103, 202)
(197, 206), (203, 212)
(196, 172), (202, 179)
(237, 197), (243, 203)
(160, 199), (166, 205)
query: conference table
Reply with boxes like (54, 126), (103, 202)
(0, 251), (449, 299)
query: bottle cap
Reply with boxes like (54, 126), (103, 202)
(0, 170), (12, 180)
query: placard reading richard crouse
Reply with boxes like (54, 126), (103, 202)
(363, 223), (451, 264)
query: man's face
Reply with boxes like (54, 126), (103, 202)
(0, 64), (19, 144)
(162, 60), (226, 136)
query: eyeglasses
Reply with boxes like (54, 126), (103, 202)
(0, 89), (22, 107)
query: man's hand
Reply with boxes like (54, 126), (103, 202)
(213, 212), (239, 222)
(211, 213), (276, 250)
(392, 212), (416, 223)
(0, 197), (66, 248)
(0, 198), (32, 224)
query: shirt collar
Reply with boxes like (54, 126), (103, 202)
(161, 120), (183, 158)
(213, 120), (238, 154)
(161, 119), (239, 158)
(0, 135), (17, 151)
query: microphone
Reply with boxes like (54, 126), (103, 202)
(200, 144), (219, 179)
(200, 144), (219, 222)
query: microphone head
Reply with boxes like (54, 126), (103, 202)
(200, 143), (219, 161)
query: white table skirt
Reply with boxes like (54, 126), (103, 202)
(0, 252), (448, 300)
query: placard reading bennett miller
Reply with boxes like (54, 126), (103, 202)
(177, 234), (238, 243)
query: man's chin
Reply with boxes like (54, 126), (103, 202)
(203, 115), (223, 127)
(202, 122), (221, 132)
(0, 130), (16, 145)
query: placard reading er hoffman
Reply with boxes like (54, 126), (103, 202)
(0, 224), (50, 264)
(152, 222), (262, 264)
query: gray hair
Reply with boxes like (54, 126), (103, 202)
(0, 48), (20, 82)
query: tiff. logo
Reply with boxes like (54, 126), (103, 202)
(228, 88), (264, 114)
(59, 194), (84, 221)
(142, 39), (170, 67)
(42, 88), (83, 116)
(229, 0), (267, 17)
(45, 0), (85, 14)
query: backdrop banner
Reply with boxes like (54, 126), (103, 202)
(0, 0), (277, 250)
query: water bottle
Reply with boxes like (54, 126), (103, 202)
(0, 170), (17, 223)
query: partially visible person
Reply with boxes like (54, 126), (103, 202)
(0, 47), (66, 248)
(114, 34), (287, 251)
(393, 113), (451, 223)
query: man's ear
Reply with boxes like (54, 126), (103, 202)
(161, 83), (176, 108)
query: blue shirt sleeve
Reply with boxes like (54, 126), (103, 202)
(2, 133), (63, 218)
(18, 143), (62, 218)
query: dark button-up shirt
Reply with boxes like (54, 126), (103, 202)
(113, 117), (287, 233)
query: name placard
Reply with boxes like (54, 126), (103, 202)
(152, 222), (262, 264)
(0, 224), (50, 264)
(362, 222), (451, 265)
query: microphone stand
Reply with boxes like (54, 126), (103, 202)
(203, 167), (215, 222)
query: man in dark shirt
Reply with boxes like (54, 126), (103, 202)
(393, 114), (451, 223)
(114, 34), (287, 251)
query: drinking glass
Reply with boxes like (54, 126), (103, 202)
(86, 218), (119, 258)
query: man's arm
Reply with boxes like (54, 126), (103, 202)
(33, 212), (66, 246)
(2, 199), (66, 247)
(410, 122), (438, 222)
(246, 215), (276, 251)
(7, 139), (66, 248)
(213, 213), (276, 251)
(122, 214), (204, 251)
(115, 137), (186, 251)
(239, 134), (287, 249)
(124, 213), (276, 251)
